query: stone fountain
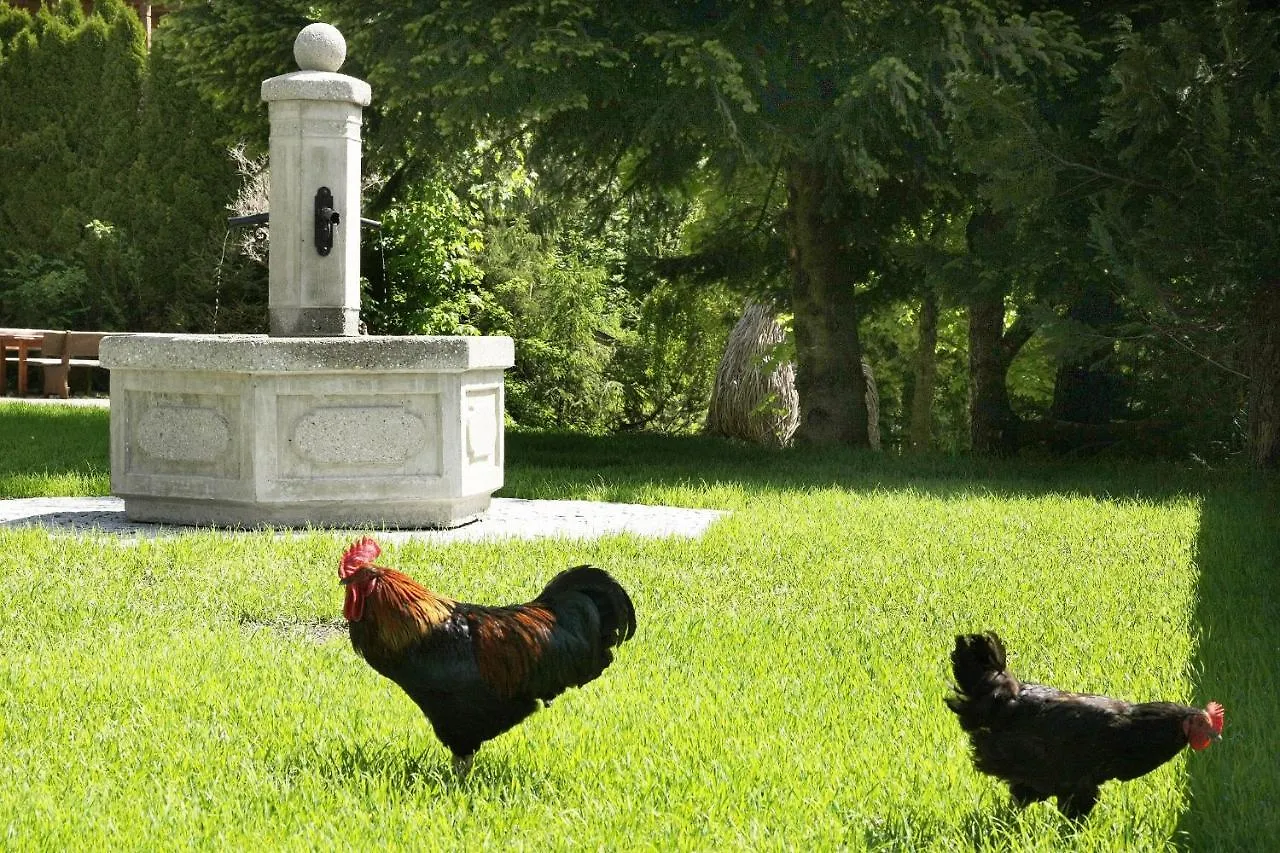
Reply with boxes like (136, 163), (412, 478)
(100, 23), (514, 528)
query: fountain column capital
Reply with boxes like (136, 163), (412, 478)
(261, 71), (371, 107)
(261, 24), (370, 106)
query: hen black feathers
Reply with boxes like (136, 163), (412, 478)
(946, 631), (1222, 819)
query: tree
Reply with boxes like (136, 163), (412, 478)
(950, 1), (1280, 465)
(0, 1), (259, 333)
(123, 28), (254, 331)
(0, 0), (145, 256)
(330, 0), (1083, 446)
(1092, 1), (1280, 467)
(0, 0), (146, 329)
(149, 0), (314, 148)
(908, 290), (940, 451)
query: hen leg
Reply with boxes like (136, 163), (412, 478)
(1057, 788), (1098, 821)
(1008, 783), (1047, 808)
(451, 752), (475, 781)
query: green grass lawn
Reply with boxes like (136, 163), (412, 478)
(1, 404), (1276, 850)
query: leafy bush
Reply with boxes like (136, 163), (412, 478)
(611, 281), (738, 433)
(474, 217), (626, 432)
(361, 180), (485, 336)
(0, 252), (97, 330)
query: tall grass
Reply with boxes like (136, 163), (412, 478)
(0, 409), (1275, 850)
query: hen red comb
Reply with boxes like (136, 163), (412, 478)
(339, 536), (381, 579)
(1206, 701), (1225, 733)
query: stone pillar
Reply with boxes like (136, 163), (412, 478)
(261, 23), (371, 336)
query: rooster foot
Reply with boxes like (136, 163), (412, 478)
(452, 753), (474, 781)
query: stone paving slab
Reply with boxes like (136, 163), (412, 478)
(0, 496), (726, 542)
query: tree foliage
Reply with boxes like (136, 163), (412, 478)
(1091, 1), (1280, 465)
(0, 0), (144, 258)
(324, 0), (1087, 446)
(361, 178), (485, 336)
(949, 0), (1280, 464)
(5, 0), (1276, 461)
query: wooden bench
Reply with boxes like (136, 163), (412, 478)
(1, 327), (55, 396)
(1, 329), (108, 398)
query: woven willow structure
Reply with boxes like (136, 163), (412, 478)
(706, 302), (799, 446)
(706, 302), (880, 449)
(863, 359), (881, 450)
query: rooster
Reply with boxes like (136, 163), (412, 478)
(946, 632), (1223, 819)
(338, 536), (636, 779)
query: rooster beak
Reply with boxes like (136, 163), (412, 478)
(339, 575), (354, 586)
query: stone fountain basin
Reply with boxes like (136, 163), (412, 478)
(100, 334), (514, 529)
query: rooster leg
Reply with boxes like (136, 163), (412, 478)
(1057, 788), (1098, 821)
(451, 753), (475, 781)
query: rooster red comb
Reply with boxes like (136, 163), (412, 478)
(339, 536), (381, 580)
(1207, 701), (1225, 733)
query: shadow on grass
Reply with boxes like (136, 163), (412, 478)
(0, 404), (110, 496)
(1176, 478), (1280, 850)
(238, 614), (347, 645)
(281, 738), (560, 795)
(0, 404), (1234, 507)
(503, 429), (1227, 507)
(0, 404), (109, 469)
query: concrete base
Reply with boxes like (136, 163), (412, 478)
(117, 493), (492, 529)
(100, 334), (514, 529)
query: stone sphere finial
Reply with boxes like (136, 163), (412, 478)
(294, 23), (346, 73)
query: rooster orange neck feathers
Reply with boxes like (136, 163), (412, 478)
(339, 537), (453, 651)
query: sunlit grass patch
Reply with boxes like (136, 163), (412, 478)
(0, 410), (1274, 849)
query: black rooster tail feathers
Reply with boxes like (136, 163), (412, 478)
(946, 632), (1019, 726)
(538, 565), (637, 647)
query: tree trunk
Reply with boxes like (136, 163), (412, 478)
(968, 292), (1020, 455)
(908, 290), (939, 452)
(964, 208), (1036, 456)
(1247, 281), (1280, 468)
(786, 159), (868, 446)
(1049, 283), (1124, 430)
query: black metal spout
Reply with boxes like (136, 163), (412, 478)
(315, 186), (339, 256)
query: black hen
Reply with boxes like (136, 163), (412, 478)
(946, 632), (1223, 819)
